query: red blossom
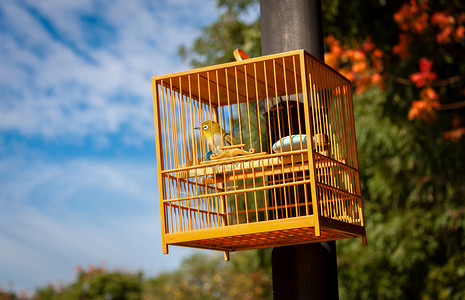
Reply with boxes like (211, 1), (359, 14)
(410, 58), (437, 88)
(430, 11), (465, 44)
(392, 33), (410, 59)
(371, 49), (383, 59)
(431, 11), (455, 29)
(454, 26), (465, 42)
(458, 13), (465, 25)
(436, 26), (453, 43)
(362, 36), (375, 53)
(392, 0), (432, 58)
(394, 0), (429, 34)
(414, 12), (429, 33)
(419, 57), (433, 72)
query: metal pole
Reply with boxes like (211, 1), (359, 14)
(260, 0), (340, 299)
(261, 0), (324, 59)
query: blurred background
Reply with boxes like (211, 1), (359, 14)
(0, 0), (222, 295)
(1, 0), (464, 299)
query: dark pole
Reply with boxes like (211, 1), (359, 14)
(260, 1), (340, 299)
(261, 0), (324, 59)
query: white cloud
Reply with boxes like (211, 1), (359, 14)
(0, 156), (199, 292)
(0, 0), (218, 145)
(0, 0), (221, 292)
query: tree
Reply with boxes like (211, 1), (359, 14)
(32, 264), (143, 300)
(178, 0), (465, 299)
(0, 288), (18, 300)
(143, 252), (272, 300)
(323, 0), (465, 140)
(178, 0), (260, 67)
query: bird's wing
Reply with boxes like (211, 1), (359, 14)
(223, 132), (237, 146)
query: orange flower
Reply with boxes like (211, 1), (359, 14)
(324, 35), (338, 47)
(408, 100), (425, 120)
(345, 49), (366, 61)
(420, 87), (439, 100)
(324, 52), (339, 68)
(352, 61), (367, 73)
(408, 99), (439, 123)
(408, 87), (440, 123)
(324, 34), (384, 93)
(444, 128), (465, 142)
(344, 71), (357, 83)
(370, 73), (382, 84)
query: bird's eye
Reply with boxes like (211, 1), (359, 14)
(203, 125), (209, 130)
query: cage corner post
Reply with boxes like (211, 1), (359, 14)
(152, 77), (169, 256)
(299, 51), (321, 238)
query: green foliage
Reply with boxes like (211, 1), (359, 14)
(0, 288), (18, 300)
(32, 266), (143, 300)
(176, 0), (465, 299)
(143, 251), (271, 300)
(23, 1), (465, 299)
(27, 253), (271, 299)
(178, 0), (260, 67)
(322, 0), (403, 51)
(337, 86), (465, 299)
(421, 251), (465, 300)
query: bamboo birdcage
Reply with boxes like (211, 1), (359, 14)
(151, 49), (366, 260)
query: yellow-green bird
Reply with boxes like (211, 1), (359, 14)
(195, 120), (238, 157)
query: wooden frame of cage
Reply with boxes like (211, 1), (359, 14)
(152, 49), (366, 259)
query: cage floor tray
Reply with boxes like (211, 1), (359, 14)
(164, 215), (366, 252)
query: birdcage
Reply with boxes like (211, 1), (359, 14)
(151, 49), (366, 260)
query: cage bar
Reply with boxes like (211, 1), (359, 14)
(151, 49), (366, 258)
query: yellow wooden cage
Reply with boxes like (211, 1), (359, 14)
(151, 49), (366, 260)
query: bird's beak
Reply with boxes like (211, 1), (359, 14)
(194, 127), (200, 130)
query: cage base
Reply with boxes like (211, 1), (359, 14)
(163, 216), (366, 253)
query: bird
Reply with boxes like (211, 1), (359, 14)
(195, 120), (238, 157)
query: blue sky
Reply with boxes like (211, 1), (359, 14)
(0, 0), (260, 294)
